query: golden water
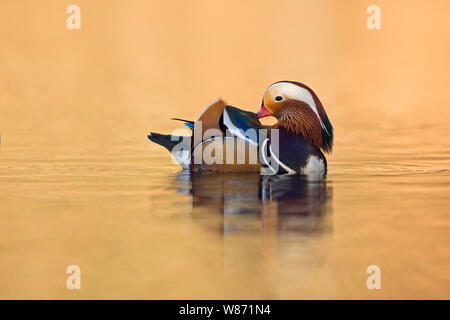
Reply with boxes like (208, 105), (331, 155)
(0, 0), (449, 299)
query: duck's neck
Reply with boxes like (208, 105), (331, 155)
(273, 109), (322, 150)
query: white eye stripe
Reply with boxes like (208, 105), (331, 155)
(267, 82), (329, 135)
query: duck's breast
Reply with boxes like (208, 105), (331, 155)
(271, 128), (327, 175)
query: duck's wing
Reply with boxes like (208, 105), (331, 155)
(191, 136), (261, 173)
(221, 106), (264, 146)
(193, 98), (227, 148)
(189, 106), (265, 172)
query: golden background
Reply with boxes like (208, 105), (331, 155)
(0, 0), (449, 299)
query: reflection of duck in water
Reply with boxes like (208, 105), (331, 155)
(176, 172), (332, 234)
(148, 81), (333, 176)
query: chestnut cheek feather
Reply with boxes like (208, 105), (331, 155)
(274, 101), (324, 150)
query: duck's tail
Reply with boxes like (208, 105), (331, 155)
(147, 132), (185, 151)
(148, 132), (192, 169)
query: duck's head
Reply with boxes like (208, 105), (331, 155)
(257, 81), (333, 153)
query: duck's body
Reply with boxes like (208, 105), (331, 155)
(274, 127), (327, 174)
(148, 81), (333, 176)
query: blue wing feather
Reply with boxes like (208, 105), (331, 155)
(171, 118), (194, 131)
(222, 106), (264, 144)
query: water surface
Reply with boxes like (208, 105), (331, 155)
(0, 0), (449, 299)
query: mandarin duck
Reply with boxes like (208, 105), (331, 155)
(148, 81), (333, 176)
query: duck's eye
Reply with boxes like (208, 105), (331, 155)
(274, 95), (283, 102)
